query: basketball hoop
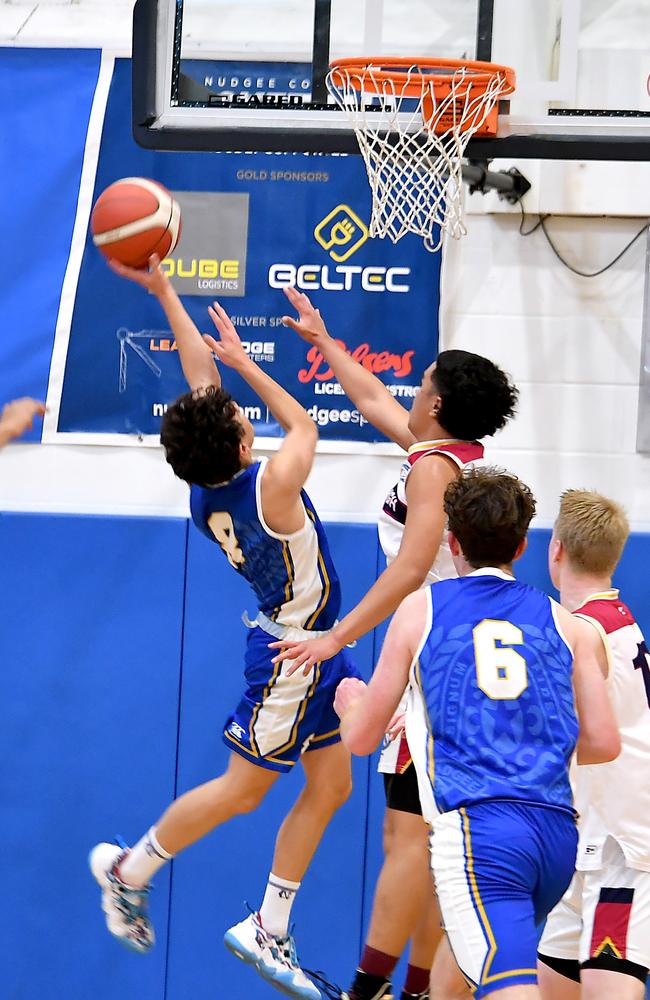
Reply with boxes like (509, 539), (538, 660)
(327, 58), (516, 252)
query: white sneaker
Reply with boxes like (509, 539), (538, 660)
(261, 933), (322, 1000)
(89, 842), (155, 954)
(224, 911), (275, 968)
(224, 912), (321, 999)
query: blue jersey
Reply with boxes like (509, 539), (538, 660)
(408, 568), (578, 818)
(190, 458), (341, 631)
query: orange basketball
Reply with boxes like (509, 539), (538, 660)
(91, 177), (181, 268)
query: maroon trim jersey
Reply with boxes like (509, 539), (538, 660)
(574, 590), (650, 871)
(378, 438), (485, 775)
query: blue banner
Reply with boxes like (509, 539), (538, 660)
(54, 59), (441, 445)
(0, 48), (101, 441)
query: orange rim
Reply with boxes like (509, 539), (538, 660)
(329, 56), (516, 99)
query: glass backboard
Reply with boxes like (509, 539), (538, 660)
(133, 0), (650, 158)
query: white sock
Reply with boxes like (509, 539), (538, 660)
(258, 873), (301, 938)
(118, 827), (173, 889)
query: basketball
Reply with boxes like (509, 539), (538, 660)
(91, 177), (181, 268)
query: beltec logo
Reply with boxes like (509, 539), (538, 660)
(269, 263), (410, 294)
(314, 205), (369, 262)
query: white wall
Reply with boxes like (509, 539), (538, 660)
(441, 211), (650, 529)
(2, 0), (649, 530)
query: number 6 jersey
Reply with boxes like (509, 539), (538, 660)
(190, 457), (341, 632)
(407, 568), (578, 823)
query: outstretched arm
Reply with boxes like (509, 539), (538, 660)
(271, 455), (456, 671)
(282, 287), (415, 450)
(109, 255), (220, 391)
(0, 397), (46, 447)
(206, 304), (318, 525)
(334, 589), (426, 755)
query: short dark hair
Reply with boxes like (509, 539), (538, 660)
(160, 387), (244, 486)
(444, 467), (536, 568)
(432, 350), (518, 440)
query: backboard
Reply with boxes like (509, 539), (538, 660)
(133, 0), (650, 159)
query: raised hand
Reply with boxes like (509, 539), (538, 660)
(205, 301), (249, 370)
(108, 253), (171, 298)
(334, 677), (368, 720)
(0, 397), (46, 444)
(281, 286), (330, 346)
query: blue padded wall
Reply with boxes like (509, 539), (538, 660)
(2, 514), (650, 1000)
(0, 513), (187, 1000)
(165, 523), (380, 1000)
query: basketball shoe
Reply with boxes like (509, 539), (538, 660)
(341, 978), (394, 1000)
(89, 841), (155, 953)
(225, 911), (321, 999)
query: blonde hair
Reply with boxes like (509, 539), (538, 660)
(555, 490), (629, 575)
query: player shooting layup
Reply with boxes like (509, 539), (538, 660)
(539, 491), (650, 1000)
(89, 257), (359, 1000)
(334, 468), (620, 1000)
(277, 289), (517, 1000)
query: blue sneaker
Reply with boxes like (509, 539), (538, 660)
(89, 842), (155, 954)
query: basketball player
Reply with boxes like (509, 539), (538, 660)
(278, 287), (517, 1000)
(538, 491), (650, 1000)
(89, 256), (359, 1000)
(334, 468), (620, 1000)
(0, 397), (45, 447)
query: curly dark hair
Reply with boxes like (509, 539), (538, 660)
(444, 466), (537, 568)
(160, 387), (244, 486)
(432, 350), (518, 440)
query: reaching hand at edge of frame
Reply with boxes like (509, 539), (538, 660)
(205, 301), (251, 371)
(386, 711), (406, 742)
(108, 253), (171, 299)
(0, 397), (47, 446)
(269, 631), (343, 676)
(333, 677), (368, 721)
(281, 286), (331, 346)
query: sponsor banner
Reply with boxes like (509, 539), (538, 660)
(47, 58), (441, 446)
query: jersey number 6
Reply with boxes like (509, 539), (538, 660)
(473, 619), (528, 700)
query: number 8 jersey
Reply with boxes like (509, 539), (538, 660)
(190, 457), (341, 632)
(407, 567), (578, 823)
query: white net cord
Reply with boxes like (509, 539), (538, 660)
(327, 64), (510, 252)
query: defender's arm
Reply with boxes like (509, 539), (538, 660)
(282, 287), (414, 450)
(336, 590), (427, 755)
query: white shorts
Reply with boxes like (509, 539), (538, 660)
(540, 837), (650, 971)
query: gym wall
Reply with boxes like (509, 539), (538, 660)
(2, 44), (650, 1000)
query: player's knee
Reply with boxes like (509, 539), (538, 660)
(318, 771), (352, 810)
(232, 786), (268, 815)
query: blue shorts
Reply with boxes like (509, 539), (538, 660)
(223, 625), (360, 773)
(432, 800), (578, 999)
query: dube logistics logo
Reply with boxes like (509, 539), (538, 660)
(162, 191), (249, 297)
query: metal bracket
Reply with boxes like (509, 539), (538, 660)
(463, 162), (532, 203)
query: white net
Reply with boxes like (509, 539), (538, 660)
(327, 63), (512, 252)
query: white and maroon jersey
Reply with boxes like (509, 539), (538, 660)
(378, 438), (484, 775)
(378, 439), (485, 585)
(574, 591), (650, 872)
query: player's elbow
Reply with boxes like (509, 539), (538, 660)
(577, 725), (621, 765)
(392, 557), (430, 595)
(341, 727), (380, 757)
